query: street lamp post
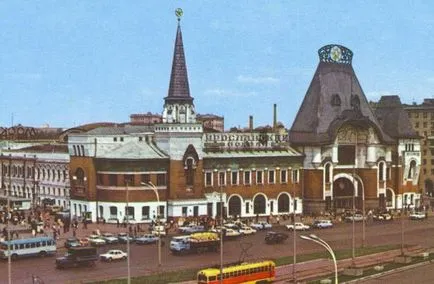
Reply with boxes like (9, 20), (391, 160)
(300, 234), (338, 284)
(141, 182), (161, 267)
(125, 182), (131, 284)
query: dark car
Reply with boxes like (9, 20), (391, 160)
(265, 231), (288, 244)
(64, 237), (81, 249)
(56, 247), (98, 269)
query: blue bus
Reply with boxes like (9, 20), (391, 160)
(0, 236), (56, 260)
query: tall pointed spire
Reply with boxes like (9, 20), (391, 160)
(162, 9), (196, 124)
(166, 12), (192, 102)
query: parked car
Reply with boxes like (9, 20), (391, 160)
(312, 220), (334, 229)
(64, 237), (81, 249)
(101, 233), (119, 244)
(117, 233), (135, 244)
(409, 212), (426, 220)
(178, 225), (205, 234)
(373, 212), (393, 221)
(345, 214), (366, 222)
(99, 249), (127, 262)
(238, 225), (257, 235)
(265, 231), (288, 244)
(88, 235), (106, 246)
(250, 221), (272, 230)
(135, 234), (164, 245)
(286, 222), (310, 231)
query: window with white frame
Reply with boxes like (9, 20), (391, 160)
(256, 170), (263, 184)
(218, 172), (226, 186)
(231, 171), (238, 185)
(244, 170), (251, 185)
(268, 170), (275, 184)
(281, 169), (287, 183)
(205, 172), (212, 186)
(292, 169), (299, 183)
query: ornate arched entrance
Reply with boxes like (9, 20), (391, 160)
(333, 177), (361, 210)
(253, 194), (266, 214)
(228, 195), (242, 217)
(277, 193), (290, 213)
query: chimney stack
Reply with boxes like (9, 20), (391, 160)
(249, 115), (253, 131)
(273, 103), (277, 131)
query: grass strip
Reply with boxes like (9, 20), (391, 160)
(89, 244), (401, 284)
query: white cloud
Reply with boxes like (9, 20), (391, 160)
(237, 75), (279, 84)
(204, 88), (257, 97)
(365, 91), (397, 101)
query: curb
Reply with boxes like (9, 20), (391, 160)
(341, 259), (434, 283)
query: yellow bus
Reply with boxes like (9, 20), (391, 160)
(197, 260), (275, 284)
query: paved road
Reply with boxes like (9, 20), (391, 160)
(0, 217), (433, 283)
(359, 262), (434, 284)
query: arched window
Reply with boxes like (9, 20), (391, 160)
(408, 160), (417, 179)
(331, 94), (341, 106)
(73, 145), (77, 156)
(80, 145), (85, 156)
(185, 157), (195, 186)
(75, 168), (85, 186)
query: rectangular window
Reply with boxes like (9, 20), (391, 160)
(218, 172), (226, 186)
(113, 137), (117, 142)
(246, 202), (250, 214)
(109, 175), (117, 186)
(424, 112), (428, 118)
(231, 171), (238, 185)
(431, 159), (434, 165)
(256, 170), (263, 184)
(124, 174), (134, 186)
(281, 169), (287, 183)
(156, 173), (167, 186)
(423, 159), (427, 165)
(415, 122), (419, 128)
(205, 172), (212, 186)
(338, 145), (355, 165)
(431, 169), (434, 175)
(141, 174), (150, 184)
(97, 174), (104, 185)
(159, 205), (165, 218)
(268, 170), (275, 184)
(182, 207), (187, 217)
(142, 206), (150, 219)
(292, 169), (299, 184)
(244, 171), (251, 185)
(120, 137), (124, 142)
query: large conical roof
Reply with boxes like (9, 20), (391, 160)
(165, 21), (193, 103)
(289, 44), (394, 145)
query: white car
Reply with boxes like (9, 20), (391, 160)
(88, 235), (106, 246)
(409, 212), (426, 220)
(99, 249), (127, 262)
(250, 222), (272, 230)
(224, 228), (241, 238)
(345, 214), (366, 222)
(312, 220), (333, 229)
(286, 222), (310, 231)
(238, 226), (257, 235)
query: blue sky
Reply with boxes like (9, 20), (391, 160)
(1, 1), (434, 130)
